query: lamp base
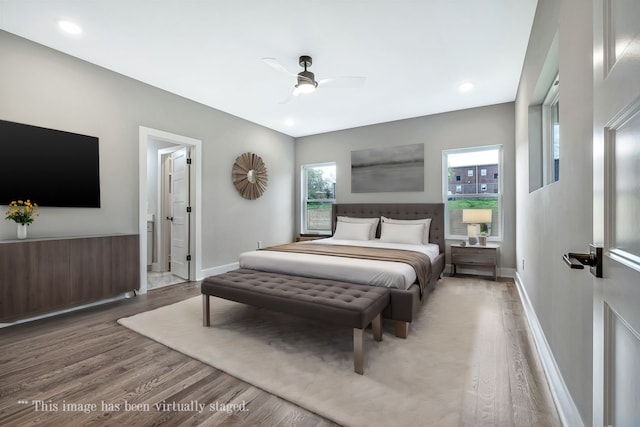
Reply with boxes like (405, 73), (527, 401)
(467, 224), (480, 246)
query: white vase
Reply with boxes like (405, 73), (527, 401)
(17, 223), (27, 240)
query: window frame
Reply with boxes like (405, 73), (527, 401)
(442, 145), (504, 241)
(542, 74), (560, 184)
(301, 162), (336, 235)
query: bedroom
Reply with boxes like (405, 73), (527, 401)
(1, 0), (639, 426)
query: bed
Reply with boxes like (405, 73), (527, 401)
(239, 203), (445, 337)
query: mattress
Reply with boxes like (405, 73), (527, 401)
(238, 238), (440, 290)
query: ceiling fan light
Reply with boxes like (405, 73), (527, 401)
(295, 69), (318, 95)
(296, 80), (316, 94)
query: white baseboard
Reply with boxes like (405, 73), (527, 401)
(513, 272), (584, 427)
(199, 262), (239, 280)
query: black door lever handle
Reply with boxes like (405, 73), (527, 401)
(563, 244), (603, 278)
(563, 254), (586, 269)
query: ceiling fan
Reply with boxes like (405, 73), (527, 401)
(262, 55), (366, 103)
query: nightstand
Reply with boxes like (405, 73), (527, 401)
(295, 234), (328, 242)
(450, 243), (499, 281)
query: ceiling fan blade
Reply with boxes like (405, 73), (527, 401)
(279, 91), (294, 104)
(262, 57), (297, 76)
(318, 76), (366, 88)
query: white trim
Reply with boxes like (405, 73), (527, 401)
(542, 74), (560, 185)
(514, 272), (584, 427)
(301, 162), (336, 234)
(442, 145), (504, 241)
(201, 262), (240, 278)
(139, 126), (204, 294)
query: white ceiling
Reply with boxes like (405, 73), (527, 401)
(0, 0), (538, 137)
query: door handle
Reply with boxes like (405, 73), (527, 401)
(166, 216), (173, 222)
(563, 244), (603, 278)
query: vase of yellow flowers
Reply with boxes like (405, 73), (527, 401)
(4, 200), (39, 240)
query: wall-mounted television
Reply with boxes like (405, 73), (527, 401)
(0, 119), (101, 208)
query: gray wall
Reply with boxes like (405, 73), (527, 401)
(515, 0), (593, 424)
(0, 31), (295, 271)
(295, 102), (517, 269)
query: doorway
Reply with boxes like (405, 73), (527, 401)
(148, 146), (191, 290)
(138, 127), (202, 294)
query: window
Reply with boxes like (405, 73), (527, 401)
(543, 74), (560, 183)
(302, 162), (336, 234)
(481, 168), (487, 176)
(443, 145), (503, 240)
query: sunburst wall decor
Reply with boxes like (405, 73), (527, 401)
(232, 152), (268, 200)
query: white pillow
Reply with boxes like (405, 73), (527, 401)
(337, 216), (379, 240)
(381, 216), (432, 244)
(332, 221), (373, 241)
(379, 222), (425, 245)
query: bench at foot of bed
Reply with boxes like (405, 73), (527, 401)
(394, 321), (410, 339)
(201, 268), (390, 375)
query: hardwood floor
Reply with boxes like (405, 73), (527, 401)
(0, 277), (560, 426)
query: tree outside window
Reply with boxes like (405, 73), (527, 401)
(302, 163), (336, 234)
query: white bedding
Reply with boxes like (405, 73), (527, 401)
(238, 238), (440, 290)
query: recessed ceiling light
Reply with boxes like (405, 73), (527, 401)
(58, 20), (83, 35)
(459, 82), (473, 92)
(284, 118), (295, 127)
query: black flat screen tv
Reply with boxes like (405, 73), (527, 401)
(0, 119), (101, 208)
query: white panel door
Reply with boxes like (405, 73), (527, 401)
(593, 1), (640, 425)
(170, 147), (190, 280)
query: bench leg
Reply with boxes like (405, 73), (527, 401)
(202, 294), (210, 327)
(394, 320), (409, 339)
(372, 313), (382, 342)
(353, 328), (364, 375)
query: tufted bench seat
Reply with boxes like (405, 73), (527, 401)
(201, 268), (390, 374)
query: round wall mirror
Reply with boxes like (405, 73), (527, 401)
(232, 152), (268, 200)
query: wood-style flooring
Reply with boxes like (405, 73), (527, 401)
(0, 276), (560, 426)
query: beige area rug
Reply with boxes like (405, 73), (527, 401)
(118, 277), (499, 427)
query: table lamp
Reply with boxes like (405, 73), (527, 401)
(462, 209), (492, 245)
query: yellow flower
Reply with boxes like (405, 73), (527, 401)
(4, 198), (39, 224)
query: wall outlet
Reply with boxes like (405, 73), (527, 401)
(522, 259), (525, 270)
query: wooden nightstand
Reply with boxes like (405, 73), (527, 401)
(295, 234), (328, 242)
(451, 243), (499, 281)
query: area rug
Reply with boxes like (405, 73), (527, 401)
(118, 277), (499, 427)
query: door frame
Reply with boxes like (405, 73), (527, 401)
(138, 126), (202, 294)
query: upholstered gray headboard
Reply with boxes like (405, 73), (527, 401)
(331, 203), (445, 253)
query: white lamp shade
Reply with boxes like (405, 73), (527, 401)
(462, 209), (492, 224)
